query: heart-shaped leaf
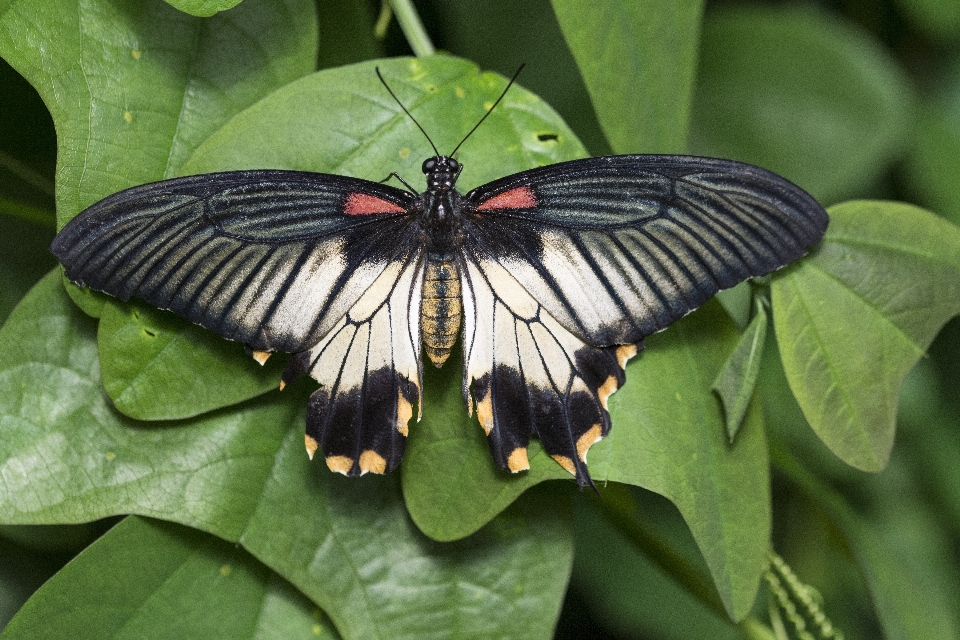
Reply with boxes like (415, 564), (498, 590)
(2, 515), (335, 639)
(0, 271), (574, 640)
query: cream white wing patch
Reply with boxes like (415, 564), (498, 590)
(281, 254), (424, 477)
(460, 253), (638, 487)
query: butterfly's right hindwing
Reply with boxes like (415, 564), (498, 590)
(283, 250), (425, 477)
(51, 170), (416, 354)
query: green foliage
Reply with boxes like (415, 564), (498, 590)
(550, 0), (704, 154)
(0, 0), (958, 638)
(2, 516), (334, 639)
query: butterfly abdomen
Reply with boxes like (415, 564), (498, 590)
(421, 251), (462, 367)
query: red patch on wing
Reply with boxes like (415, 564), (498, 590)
(344, 192), (406, 216)
(476, 186), (537, 211)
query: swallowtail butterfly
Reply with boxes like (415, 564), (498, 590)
(51, 68), (828, 488)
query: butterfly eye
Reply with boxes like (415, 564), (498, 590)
(422, 158), (436, 173)
(448, 158), (460, 172)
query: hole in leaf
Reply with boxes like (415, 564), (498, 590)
(143, 329), (156, 338)
(537, 133), (558, 142)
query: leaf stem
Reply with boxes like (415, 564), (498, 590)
(388, 0), (435, 57)
(0, 197), (56, 229)
(0, 149), (55, 197)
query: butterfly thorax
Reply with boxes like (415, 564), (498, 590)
(419, 156), (464, 368)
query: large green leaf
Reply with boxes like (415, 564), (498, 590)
(0, 271), (574, 640)
(772, 201), (960, 471)
(550, 0), (704, 154)
(0, 0), (319, 418)
(691, 4), (912, 204)
(3, 516), (335, 639)
(183, 57), (585, 190)
(404, 304), (771, 621)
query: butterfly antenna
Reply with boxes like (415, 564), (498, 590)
(449, 63), (525, 158)
(376, 66), (441, 158)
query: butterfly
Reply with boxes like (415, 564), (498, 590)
(51, 68), (829, 488)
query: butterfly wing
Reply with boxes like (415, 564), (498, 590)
(464, 155), (829, 346)
(282, 249), (425, 477)
(459, 251), (638, 487)
(51, 170), (416, 354)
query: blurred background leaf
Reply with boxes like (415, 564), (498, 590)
(690, 4), (912, 206)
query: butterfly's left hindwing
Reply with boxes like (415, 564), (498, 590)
(460, 249), (638, 487)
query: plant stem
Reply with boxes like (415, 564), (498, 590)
(388, 0), (435, 57)
(0, 197), (56, 229)
(0, 149), (55, 197)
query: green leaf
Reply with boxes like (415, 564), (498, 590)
(595, 301), (770, 621)
(163, 0), (243, 17)
(550, 0), (704, 153)
(772, 201), (960, 471)
(0, 272), (574, 640)
(97, 300), (285, 420)
(183, 57), (586, 191)
(691, 4), (912, 204)
(713, 300), (768, 442)
(2, 516), (336, 639)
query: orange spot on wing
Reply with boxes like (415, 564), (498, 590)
(344, 192), (406, 215)
(507, 447), (530, 472)
(476, 186), (537, 211)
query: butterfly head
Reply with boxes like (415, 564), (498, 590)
(422, 156), (461, 192)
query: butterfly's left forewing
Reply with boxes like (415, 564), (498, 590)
(459, 249), (637, 487)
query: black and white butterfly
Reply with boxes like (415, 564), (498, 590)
(51, 69), (828, 488)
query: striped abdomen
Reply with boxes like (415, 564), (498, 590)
(421, 252), (462, 367)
